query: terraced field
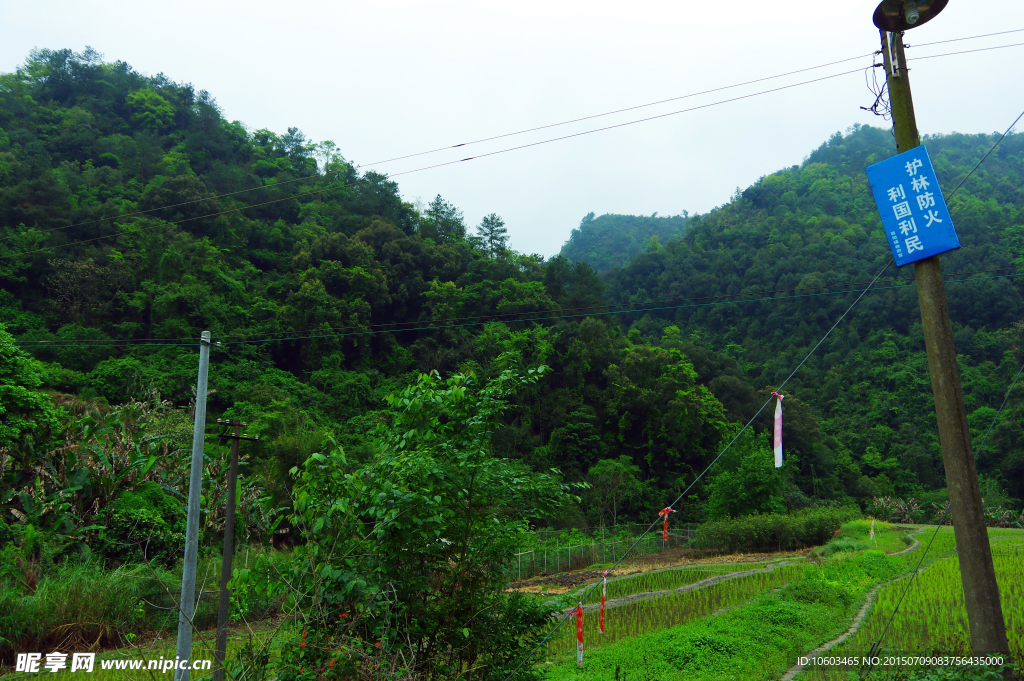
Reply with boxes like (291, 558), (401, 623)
(544, 562), (805, 655)
(538, 522), (1024, 680)
(799, 528), (1024, 680)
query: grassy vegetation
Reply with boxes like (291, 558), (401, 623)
(808, 519), (911, 558)
(2, 626), (278, 681)
(543, 551), (900, 679)
(538, 522), (986, 680)
(803, 529), (1024, 679)
(578, 563), (772, 605)
(0, 546), (287, 664)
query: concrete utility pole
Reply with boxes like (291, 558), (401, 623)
(877, 10), (1008, 656)
(213, 419), (258, 681)
(175, 331), (212, 681)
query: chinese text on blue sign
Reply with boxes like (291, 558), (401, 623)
(866, 145), (959, 267)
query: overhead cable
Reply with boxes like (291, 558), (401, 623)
(5, 28), (1022, 246)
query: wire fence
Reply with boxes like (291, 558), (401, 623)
(510, 524), (699, 580)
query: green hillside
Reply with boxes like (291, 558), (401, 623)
(602, 124), (1024, 505)
(558, 211), (691, 271)
(0, 48), (744, 533)
(3, 47), (1024, 676)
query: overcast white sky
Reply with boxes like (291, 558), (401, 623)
(2, 0), (1023, 256)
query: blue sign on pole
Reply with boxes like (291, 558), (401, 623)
(866, 145), (960, 267)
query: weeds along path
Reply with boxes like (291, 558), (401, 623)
(780, 581), (886, 681)
(780, 528), (932, 681)
(561, 560), (799, 614)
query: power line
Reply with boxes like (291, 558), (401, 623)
(502, 259), (894, 679)
(14, 267), (1022, 349)
(944, 106), (1024, 201)
(910, 40), (1024, 63)
(505, 107), (1024, 672)
(856, 104), (1024, 678)
(5, 33), (1022, 249)
(364, 33), (1023, 169)
(16, 89), (1024, 349)
(908, 27), (1024, 49)
(14, 270), (1022, 350)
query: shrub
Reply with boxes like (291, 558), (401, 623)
(816, 539), (872, 556)
(781, 579), (852, 608)
(99, 509), (184, 567)
(693, 506), (860, 553)
(98, 484), (185, 567)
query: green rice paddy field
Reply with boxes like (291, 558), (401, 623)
(540, 523), (1023, 681)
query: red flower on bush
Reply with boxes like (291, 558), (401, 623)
(300, 642), (307, 648)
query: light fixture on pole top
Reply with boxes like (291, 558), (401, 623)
(873, 0), (947, 31)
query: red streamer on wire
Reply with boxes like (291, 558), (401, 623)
(576, 604), (584, 664)
(599, 572), (607, 634)
(659, 507), (675, 542)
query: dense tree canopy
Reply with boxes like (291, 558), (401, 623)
(559, 211), (691, 271)
(602, 124), (1024, 507)
(2, 48), (1023, 545)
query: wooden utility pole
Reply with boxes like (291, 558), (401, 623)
(213, 419), (258, 681)
(882, 29), (1008, 656)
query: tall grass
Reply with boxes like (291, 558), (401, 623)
(0, 547), (288, 662)
(0, 561), (150, 660)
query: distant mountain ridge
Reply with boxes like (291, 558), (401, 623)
(558, 211), (691, 271)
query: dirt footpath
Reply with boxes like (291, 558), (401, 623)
(509, 546), (811, 594)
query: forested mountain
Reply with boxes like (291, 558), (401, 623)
(600, 124), (1024, 507)
(558, 212), (691, 271)
(0, 48), (740, 535)
(2, 48), (1022, 552)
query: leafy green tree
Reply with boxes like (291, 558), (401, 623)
(125, 88), (175, 133)
(703, 429), (785, 520)
(0, 324), (59, 451)
(586, 455), (644, 527)
(559, 211), (690, 271)
(476, 212), (509, 257)
(421, 194), (466, 244)
(240, 366), (573, 678)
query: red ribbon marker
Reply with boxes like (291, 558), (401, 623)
(599, 572), (607, 634)
(659, 507), (675, 543)
(576, 604), (584, 664)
